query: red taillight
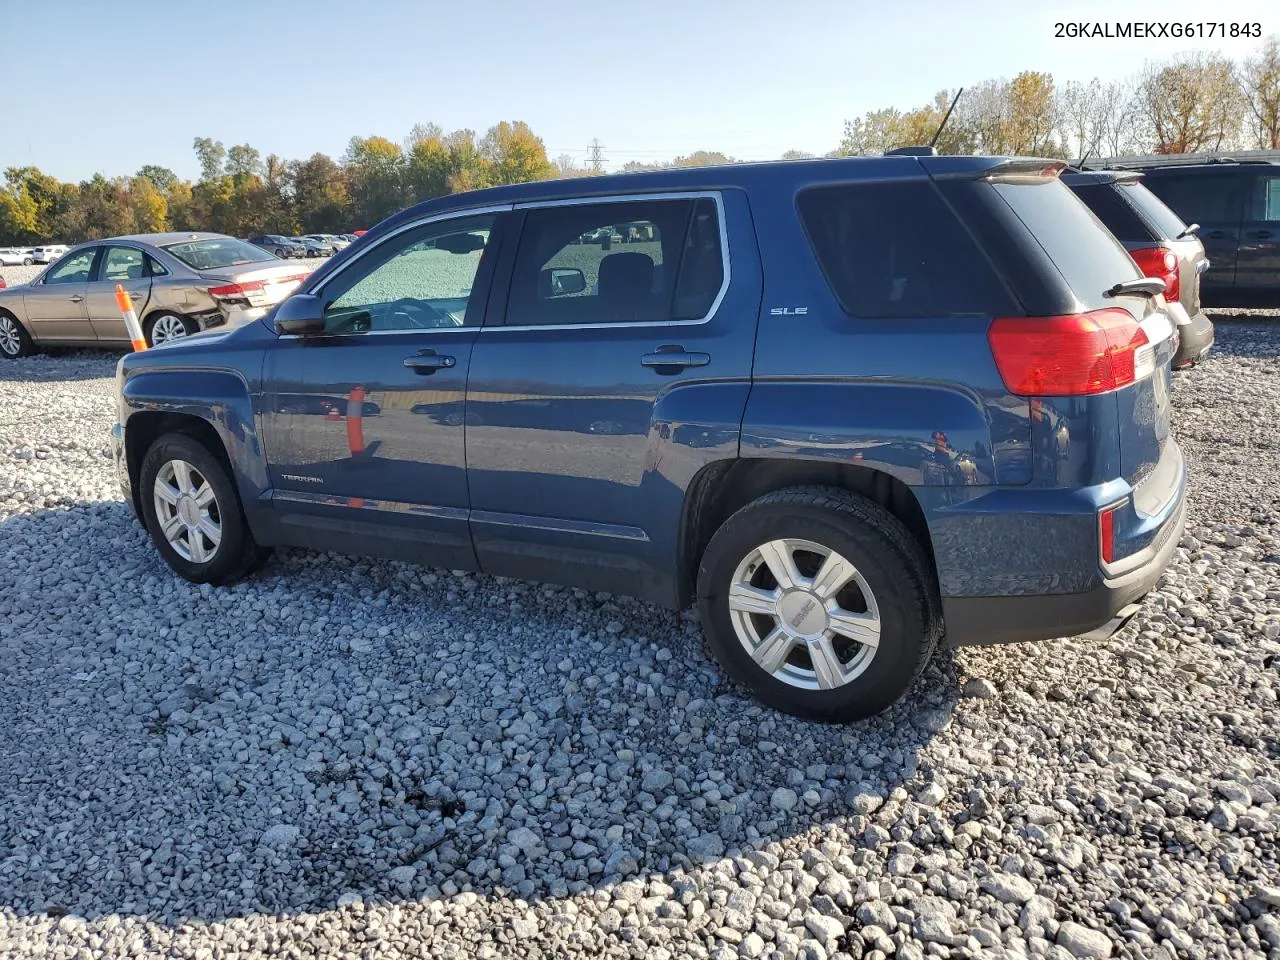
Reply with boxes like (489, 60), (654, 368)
(208, 280), (264, 299)
(1129, 246), (1180, 302)
(0, 277), (6, 289)
(1099, 503), (1119, 564)
(988, 309), (1151, 396)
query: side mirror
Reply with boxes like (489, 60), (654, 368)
(273, 294), (325, 335)
(547, 267), (586, 296)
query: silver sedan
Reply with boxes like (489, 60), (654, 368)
(0, 232), (313, 358)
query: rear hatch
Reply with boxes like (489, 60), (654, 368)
(934, 162), (1175, 489)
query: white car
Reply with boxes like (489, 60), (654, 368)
(0, 248), (35, 266)
(31, 244), (69, 264)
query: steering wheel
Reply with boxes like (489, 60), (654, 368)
(385, 297), (451, 329)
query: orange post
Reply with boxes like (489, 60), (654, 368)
(345, 386), (366, 455)
(115, 284), (147, 351)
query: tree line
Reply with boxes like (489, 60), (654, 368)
(2, 36), (1278, 246)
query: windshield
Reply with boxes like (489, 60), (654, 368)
(162, 237), (275, 270)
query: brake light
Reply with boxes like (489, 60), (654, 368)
(208, 281), (264, 299)
(988, 308), (1152, 396)
(1129, 246), (1180, 302)
(1099, 502), (1120, 564)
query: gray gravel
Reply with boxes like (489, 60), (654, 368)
(0, 315), (1278, 958)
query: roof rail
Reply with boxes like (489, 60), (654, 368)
(1081, 148), (1280, 170)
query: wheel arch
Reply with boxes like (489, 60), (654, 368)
(677, 457), (936, 609)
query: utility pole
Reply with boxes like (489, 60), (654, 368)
(587, 139), (606, 173)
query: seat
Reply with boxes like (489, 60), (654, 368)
(597, 252), (656, 323)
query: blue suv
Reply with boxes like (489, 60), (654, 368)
(111, 157), (1187, 721)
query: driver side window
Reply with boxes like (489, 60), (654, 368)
(322, 214), (498, 334)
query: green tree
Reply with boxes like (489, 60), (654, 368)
(344, 135), (407, 226)
(192, 137), (226, 182)
(136, 165), (179, 193)
(291, 153), (349, 233)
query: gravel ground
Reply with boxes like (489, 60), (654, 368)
(1, 316), (1278, 959)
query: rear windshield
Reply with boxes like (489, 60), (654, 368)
(1118, 181), (1188, 239)
(798, 180), (1017, 318)
(991, 178), (1140, 303)
(1070, 183), (1152, 242)
(162, 238), (275, 270)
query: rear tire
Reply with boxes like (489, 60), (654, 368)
(0, 310), (37, 358)
(696, 485), (940, 722)
(145, 312), (198, 346)
(139, 432), (270, 584)
(22, 257), (33, 266)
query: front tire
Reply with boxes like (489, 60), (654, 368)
(139, 432), (270, 584)
(145, 312), (197, 346)
(22, 257), (33, 266)
(696, 486), (940, 722)
(0, 310), (36, 358)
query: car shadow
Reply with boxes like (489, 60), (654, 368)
(0, 499), (959, 925)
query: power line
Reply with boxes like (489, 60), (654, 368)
(587, 139), (606, 173)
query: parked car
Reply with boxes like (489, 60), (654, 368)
(1105, 156), (1280, 304)
(291, 236), (333, 257)
(307, 233), (348, 252)
(247, 235), (307, 259)
(111, 157), (1185, 721)
(31, 244), (68, 264)
(0, 248), (34, 266)
(1063, 169), (1213, 368)
(0, 233), (310, 356)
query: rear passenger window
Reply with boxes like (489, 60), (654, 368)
(798, 181), (1015, 318)
(101, 246), (147, 282)
(504, 197), (724, 326)
(1143, 174), (1242, 224)
(1070, 184), (1151, 242)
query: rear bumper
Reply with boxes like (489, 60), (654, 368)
(943, 490), (1185, 646)
(1173, 310), (1214, 367)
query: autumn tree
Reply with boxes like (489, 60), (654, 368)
(480, 121), (554, 185)
(1137, 53), (1243, 153)
(1239, 36), (1280, 149)
(292, 153), (349, 233)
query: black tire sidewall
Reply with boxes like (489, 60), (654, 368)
(698, 498), (931, 722)
(139, 434), (254, 584)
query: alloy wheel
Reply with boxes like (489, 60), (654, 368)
(151, 315), (189, 344)
(727, 538), (881, 690)
(153, 459), (222, 563)
(0, 316), (21, 356)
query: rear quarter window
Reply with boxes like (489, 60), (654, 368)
(797, 180), (1017, 318)
(1070, 183), (1153, 242)
(990, 178), (1140, 309)
(1119, 182), (1188, 239)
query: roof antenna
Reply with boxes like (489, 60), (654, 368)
(1076, 148), (1093, 171)
(930, 87), (965, 150)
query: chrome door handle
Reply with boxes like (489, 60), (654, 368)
(68, 295), (84, 303)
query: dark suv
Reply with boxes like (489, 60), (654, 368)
(111, 157), (1186, 721)
(1062, 169), (1213, 367)
(1120, 157), (1280, 303)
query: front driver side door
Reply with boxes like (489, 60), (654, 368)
(261, 207), (510, 569)
(21, 247), (99, 342)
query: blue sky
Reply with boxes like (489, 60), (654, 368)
(3, 0), (1270, 181)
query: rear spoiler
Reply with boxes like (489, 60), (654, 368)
(923, 158), (1067, 181)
